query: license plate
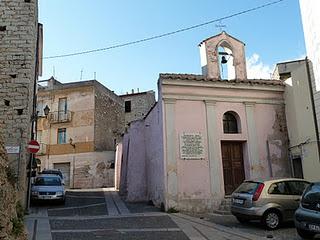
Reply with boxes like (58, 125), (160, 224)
(233, 198), (244, 204)
(308, 224), (320, 232)
(41, 195), (52, 200)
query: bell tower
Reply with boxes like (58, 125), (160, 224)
(199, 31), (247, 80)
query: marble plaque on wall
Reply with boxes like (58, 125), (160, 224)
(180, 133), (205, 159)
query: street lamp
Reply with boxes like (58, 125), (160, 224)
(44, 105), (50, 117)
(26, 104), (51, 213)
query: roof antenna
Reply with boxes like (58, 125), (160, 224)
(53, 66), (55, 77)
(80, 68), (84, 80)
(94, 72), (96, 80)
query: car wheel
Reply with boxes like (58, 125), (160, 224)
(262, 210), (281, 230)
(296, 228), (315, 239)
(236, 216), (249, 224)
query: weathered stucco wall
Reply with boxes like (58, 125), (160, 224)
(174, 100), (212, 212)
(37, 80), (122, 188)
(125, 120), (147, 202)
(160, 75), (289, 212)
(39, 151), (115, 188)
(277, 60), (320, 181)
(114, 142), (122, 190)
(37, 84), (95, 147)
(117, 103), (165, 205)
(144, 103), (165, 207)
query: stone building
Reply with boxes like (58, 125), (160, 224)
(0, 0), (40, 204)
(36, 77), (124, 188)
(116, 32), (291, 212)
(120, 90), (156, 126)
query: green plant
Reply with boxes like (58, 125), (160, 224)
(11, 202), (25, 237)
(11, 217), (24, 236)
(16, 201), (24, 219)
(166, 207), (179, 213)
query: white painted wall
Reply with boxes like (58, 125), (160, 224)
(144, 103), (165, 207)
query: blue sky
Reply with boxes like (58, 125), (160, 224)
(39, 0), (305, 95)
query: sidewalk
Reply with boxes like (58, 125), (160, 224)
(170, 213), (261, 240)
(24, 207), (52, 240)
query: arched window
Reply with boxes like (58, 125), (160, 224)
(223, 112), (238, 133)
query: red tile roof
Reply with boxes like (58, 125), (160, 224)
(159, 73), (284, 86)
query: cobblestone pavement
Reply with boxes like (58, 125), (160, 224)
(195, 212), (308, 240)
(24, 189), (316, 240)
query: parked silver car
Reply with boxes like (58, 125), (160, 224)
(295, 182), (320, 239)
(231, 178), (309, 229)
(31, 174), (65, 203)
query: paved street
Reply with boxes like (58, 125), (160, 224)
(24, 189), (309, 240)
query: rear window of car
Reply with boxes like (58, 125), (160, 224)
(42, 170), (63, 179)
(233, 181), (260, 194)
(34, 176), (62, 186)
(302, 183), (320, 202)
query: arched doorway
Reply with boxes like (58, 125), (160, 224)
(221, 111), (245, 195)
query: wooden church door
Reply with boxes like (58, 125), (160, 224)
(221, 141), (245, 195)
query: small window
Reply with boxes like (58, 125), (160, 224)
(58, 98), (67, 114)
(223, 112), (238, 133)
(268, 182), (290, 195)
(287, 181), (309, 195)
(292, 157), (304, 179)
(57, 128), (66, 144)
(37, 100), (44, 116)
(125, 101), (131, 113)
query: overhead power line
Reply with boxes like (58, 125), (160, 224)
(43, 0), (285, 60)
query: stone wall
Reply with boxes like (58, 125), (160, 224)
(120, 91), (156, 126)
(0, 135), (26, 239)
(0, 0), (38, 204)
(94, 81), (124, 151)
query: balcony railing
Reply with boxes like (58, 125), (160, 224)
(48, 111), (72, 123)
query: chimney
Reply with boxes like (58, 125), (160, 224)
(132, 89), (134, 94)
(137, 88), (139, 93)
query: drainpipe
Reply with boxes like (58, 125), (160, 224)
(305, 57), (320, 162)
(26, 23), (40, 213)
(266, 140), (273, 177)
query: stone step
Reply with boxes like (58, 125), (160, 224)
(212, 209), (232, 215)
(218, 197), (232, 212)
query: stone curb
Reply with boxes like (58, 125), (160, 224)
(173, 213), (261, 240)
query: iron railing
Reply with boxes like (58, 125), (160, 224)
(48, 111), (72, 123)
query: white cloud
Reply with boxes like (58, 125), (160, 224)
(246, 53), (273, 79)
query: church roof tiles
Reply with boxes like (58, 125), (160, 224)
(159, 73), (284, 86)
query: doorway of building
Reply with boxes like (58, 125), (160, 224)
(221, 141), (245, 195)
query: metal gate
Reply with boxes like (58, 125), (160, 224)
(53, 162), (71, 188)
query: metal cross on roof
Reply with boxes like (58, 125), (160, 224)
(215, 21), (227, 32)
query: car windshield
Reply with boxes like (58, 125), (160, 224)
(302, 183), (320, 202)
(34, 177), (61, 186)
(233, 181), (260, 194)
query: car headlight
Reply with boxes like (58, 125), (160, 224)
(56, 191), (64, 196)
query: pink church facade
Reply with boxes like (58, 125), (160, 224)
(116, 32), (290, 212)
